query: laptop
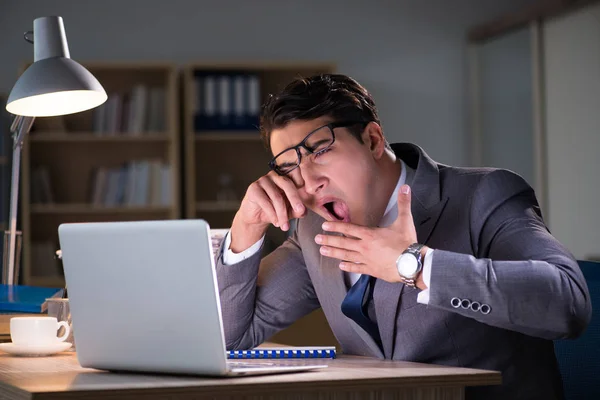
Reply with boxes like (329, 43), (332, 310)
(57, 219), (327, 377)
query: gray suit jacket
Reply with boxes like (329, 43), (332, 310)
(216, 143), (591, 400)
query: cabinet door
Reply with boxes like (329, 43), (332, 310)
(475, 26), (536, 187)
(543, 4), (600, 260)
(470, 23), (548, 214)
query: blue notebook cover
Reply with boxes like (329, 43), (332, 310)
(227, 346), (336, 359)
(0, 285), (63, 313)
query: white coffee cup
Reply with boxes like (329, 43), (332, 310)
(10, 317), (70, 346)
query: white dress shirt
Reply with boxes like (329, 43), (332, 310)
(221, 159), (434, 304)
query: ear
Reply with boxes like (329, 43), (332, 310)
(362, 122), (386, 159)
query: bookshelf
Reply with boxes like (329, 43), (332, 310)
(182, 62), (335, 249)
(182, 62), (340, 348)
(20, 62), (180, 287)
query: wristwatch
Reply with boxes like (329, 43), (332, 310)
(396, 243), (424, 288)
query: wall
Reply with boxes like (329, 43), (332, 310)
(0, 0), (535, 167)
(544, 3), (600, 260)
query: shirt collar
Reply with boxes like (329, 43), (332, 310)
(380, 159), (407, 227)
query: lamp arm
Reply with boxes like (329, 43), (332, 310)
(4, 115), (34, 286)
(13, 116), (34, 150)
(23, 30), (34, 44)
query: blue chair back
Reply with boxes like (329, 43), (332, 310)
(554, 260), (600, 399)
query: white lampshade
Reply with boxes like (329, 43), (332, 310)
(5, 16), (107, 117)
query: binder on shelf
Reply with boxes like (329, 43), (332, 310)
(217, 75), (231, 129)
(233, 74), (245, 128)
(246, 73), (260, 130)
(194, 70), (261, 132)
(227, 346), (336, 359)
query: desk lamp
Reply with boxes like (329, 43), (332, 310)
(3, 16), (107, 287)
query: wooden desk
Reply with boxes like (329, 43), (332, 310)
(0, 352), (501, 400)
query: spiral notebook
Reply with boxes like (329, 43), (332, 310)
(227, 346), (336, 359)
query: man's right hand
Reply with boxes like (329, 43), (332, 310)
(229, 171), (306, 253)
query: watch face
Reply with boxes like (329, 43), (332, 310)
(397, 254), (418, 278)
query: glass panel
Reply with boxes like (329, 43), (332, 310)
(304, 125), (333, 153)
(273, 149), (299, 170)
(273, 125), (334, 173)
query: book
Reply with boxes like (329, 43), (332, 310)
(227, 346), (336, 359)
(0, 285), (63, 313)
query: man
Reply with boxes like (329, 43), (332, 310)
(215, 74), (591, 399)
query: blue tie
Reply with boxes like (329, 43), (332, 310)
(341, 274), (382, 345)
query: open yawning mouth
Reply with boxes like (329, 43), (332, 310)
(321, 199), (351, 222)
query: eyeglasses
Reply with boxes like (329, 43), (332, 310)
(269, 121), (367, 176)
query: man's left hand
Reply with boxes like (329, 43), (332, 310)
(315, 184), (424, 284)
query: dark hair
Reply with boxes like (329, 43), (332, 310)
(260, 74), (388, 151)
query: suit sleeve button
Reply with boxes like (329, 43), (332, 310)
(451, 297), (461, 308)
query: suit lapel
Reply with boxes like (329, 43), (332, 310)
(375, 197), (448, 358)
(412, 195), (449, 245)
(375, 143), (449, 358)
(319, 249), (347, 320)
(320, 246), (384, 358)
(307, 211), (384, 359)
(373, 278), (401, 358)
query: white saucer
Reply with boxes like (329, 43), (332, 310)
(0, 341), (72, 357)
